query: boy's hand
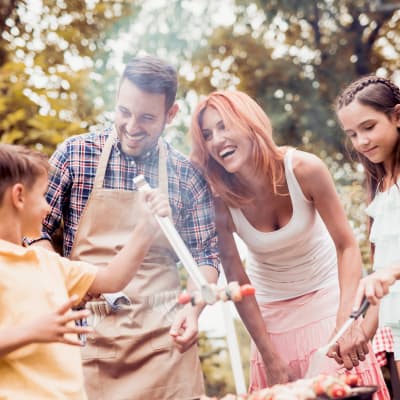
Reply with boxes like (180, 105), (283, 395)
(29, 295), (93, 346)
(140, 188), (171, 234)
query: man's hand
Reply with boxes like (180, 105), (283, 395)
(169, 305), (199, 353)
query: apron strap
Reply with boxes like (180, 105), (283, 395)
(93, 127), (117, 190)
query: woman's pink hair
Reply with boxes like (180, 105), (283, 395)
(190, 90), (285, 207)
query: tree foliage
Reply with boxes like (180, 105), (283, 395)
(186, 0), (400, 153)
(0, 0), (137, 154)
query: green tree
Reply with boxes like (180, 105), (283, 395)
(0, 0), (137, 154)
(186, 0), (400, 153)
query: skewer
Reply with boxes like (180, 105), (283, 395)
(178, 281), (255, 306)
(133, 175), (256, 306)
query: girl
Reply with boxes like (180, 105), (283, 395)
(336, 75), (400, 382)
(189, 90), (389, 399)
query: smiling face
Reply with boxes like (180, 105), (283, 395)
(200, 106), (254, 177)
(115, 79), (178, 157)
(338, 100), (400, 169)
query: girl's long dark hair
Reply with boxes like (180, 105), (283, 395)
(336, 75), (400, 204)
(336, 76), (400, 260)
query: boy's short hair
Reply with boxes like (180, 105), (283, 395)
(0, 144), (49, 204)
(119, 55), (178, 111)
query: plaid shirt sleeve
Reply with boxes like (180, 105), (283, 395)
(175, 166), (220, 273)
(43, 142), (71, 237)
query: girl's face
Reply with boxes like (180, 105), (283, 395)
(337, 100), (400, 169)
(22, 173), (51, 238)
(200, 106), (253, 177)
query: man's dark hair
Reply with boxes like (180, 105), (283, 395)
(120, 55), (178, 111)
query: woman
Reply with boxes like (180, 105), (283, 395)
(189, 90), (388, 399)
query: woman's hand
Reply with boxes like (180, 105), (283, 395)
(327, 320), (369, 369)
(264, 355), (295, 386)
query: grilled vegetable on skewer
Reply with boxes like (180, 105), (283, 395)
(178, 281), (255, 306)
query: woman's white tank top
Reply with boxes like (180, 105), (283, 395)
(229, 149), (338, 303)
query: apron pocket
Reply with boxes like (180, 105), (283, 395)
(150, 326), (174, 352)
(81, 327), (172, 361)
(81, 336), (118, 360)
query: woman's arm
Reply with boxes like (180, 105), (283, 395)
(214, 197), (293, 386)
(294, 151), (367, 369)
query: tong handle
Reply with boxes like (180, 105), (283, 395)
(350, 297), (370, 319)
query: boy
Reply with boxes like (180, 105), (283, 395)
(0, 143), (169, 399)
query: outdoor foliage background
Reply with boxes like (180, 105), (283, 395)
(2, 0), (400, 396)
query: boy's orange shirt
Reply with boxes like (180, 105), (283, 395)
(0, 239), (97, 399)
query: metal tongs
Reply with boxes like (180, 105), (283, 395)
(305, 297), (370, 378)
(133, 175), (217, 305)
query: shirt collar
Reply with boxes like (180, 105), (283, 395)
(0, 239), (35, 257)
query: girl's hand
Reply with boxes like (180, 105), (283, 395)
(28, 295), (93, 346)
(353, 267), (398, 309)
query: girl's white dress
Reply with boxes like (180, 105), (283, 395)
(365, 181), (400, 328)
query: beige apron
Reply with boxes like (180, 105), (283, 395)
(70, 131), (204, 400)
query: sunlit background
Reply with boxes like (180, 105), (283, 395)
(2, 0), (400, 396)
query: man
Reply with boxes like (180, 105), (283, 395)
(33, 55), (219, 400)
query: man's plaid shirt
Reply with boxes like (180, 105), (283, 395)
(42, 126), (219, 272)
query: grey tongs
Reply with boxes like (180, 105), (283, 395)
(305, 297), (370, 378)
(322, 297), (370, 355)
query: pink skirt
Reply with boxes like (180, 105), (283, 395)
(250, 285), (390, 400)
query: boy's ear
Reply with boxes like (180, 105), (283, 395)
(10, 183), (26, 210)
